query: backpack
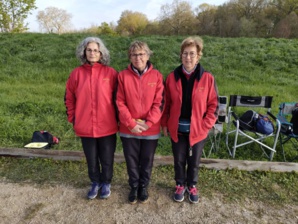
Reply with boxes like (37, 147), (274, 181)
(239, 110), (274, 135)
(31, 130), (59, 149)
(290, 107), (298, 135)
(239, 110), (257, 131)
(255, 114), (274, 135)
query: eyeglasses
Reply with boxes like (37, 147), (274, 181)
(182, 52), (198, 58)
(130, 53), (147, 58)
(86, 49), (101, 54)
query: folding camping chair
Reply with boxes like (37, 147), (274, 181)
(204, 96), (228, 157)
(225, 95), (281, 161)
(277, 102), (298, 161)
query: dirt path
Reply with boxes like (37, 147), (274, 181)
(1, 182), (298, 224)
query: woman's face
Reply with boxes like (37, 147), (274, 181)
(181, 45), (200, 72)
(129, 49), (149, 72)
(86, 42), (101, 65)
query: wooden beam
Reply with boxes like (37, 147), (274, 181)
(1, 147), (298, 172)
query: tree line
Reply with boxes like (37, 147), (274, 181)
(1, 0), (297, 38)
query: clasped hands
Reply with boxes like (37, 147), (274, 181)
(131, 119), (149, 133)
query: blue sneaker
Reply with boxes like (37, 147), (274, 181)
(100, 183), (111, 199)
(187, 185), (199, 203)
(173, 185), (186, 202)
(87, 182), (101, 199)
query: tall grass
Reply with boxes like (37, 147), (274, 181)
(0, 33), (297, 161)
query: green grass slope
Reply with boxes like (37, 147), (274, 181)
(0, 33), (297, 161)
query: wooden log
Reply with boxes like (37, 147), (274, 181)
(0, 147), (298, 173)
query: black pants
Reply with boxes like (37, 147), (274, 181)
(171, 135), (206, 186)
(81, 134), (116, 184)
(121, 137), (158, 188)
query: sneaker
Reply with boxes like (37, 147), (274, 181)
(173, 185), (186, 202)
(87, 182), (101, 199)
(187, 185), (199, 203)
(128, 187), (138, 204)
(100, 183), (111, 199)
(138, 186), (148, 203)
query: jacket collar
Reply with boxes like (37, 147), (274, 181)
(128, 61), (152, 75)
(174, 63), (204, 82)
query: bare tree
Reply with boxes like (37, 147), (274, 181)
(36, 7), (72, 34)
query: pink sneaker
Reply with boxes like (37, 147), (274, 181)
(187, 185), (199, 203)
(173, 185), (186, 202)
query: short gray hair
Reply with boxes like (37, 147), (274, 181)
(128, 40), (153, 58)
(76, 37), (110, 65)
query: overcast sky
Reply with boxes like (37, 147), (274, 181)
(25, 0), (227, 32)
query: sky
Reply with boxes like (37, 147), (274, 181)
(25, 0), (227, 32)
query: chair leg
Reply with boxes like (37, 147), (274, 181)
(279, 135), (293, 162)
(280, 135), (287, 162)
(269, 151), (274, 161)
(288, 138), (298, 162)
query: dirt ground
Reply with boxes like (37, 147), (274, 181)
(1, 182), (298, 224)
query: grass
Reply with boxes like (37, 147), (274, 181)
(1, 156), (298, 205)
(0, 33), (298, 206)
(0, 33), (297, 161)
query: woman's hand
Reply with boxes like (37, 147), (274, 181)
(131, 124), (146, 133)
(136, 119), (149, 131)
(162, 126), (168, 137)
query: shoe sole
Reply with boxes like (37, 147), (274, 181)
(129, 199), (138, 205)
(173, 196), (184, 202)
(188, 196), (199, 204)
(87, 194), (98, 200)
(139, 198), (148, 204)
(100, 191), (111, 199)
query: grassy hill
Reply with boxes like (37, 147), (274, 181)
(0, 33), (297, 161)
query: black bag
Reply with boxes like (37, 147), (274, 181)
(178, 119), (191, 133)
(31, 130), (59, 149)
(239, 110), (274, 135)
(239, 110), (257, 131)
(280, 123), (293, 135)
(290, 107), (298, 135)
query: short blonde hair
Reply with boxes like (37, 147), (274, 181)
(180, 36), (203, 60)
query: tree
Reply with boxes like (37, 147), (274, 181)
(273, 11), (298, 38)
(116, 10), (148, 35)
(214, 3), (241, 37)
(195, 3), (218, 35)
(232, 0), (268, 20)
(143, 21), (161, 35)
(37, 7), (72, 34)
(158, 0), (196, 35)
(0, 0), (36, 33)
(98, 22), (117, 36)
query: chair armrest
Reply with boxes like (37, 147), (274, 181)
(267, 111), (277, 121)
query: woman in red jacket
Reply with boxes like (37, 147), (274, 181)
(161, 36), (218, 204)
(65, 37), (118, 200)
(116, 41), (164, 204)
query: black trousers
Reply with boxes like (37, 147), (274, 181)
(121, 137), (158, 188)
(171, 134), (206, 186)
(81, 134), (116, 184)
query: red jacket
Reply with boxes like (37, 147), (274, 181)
(161, 64), (218, 146)
(116, 63), (165, 136)
(65, 63), (118, 137)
